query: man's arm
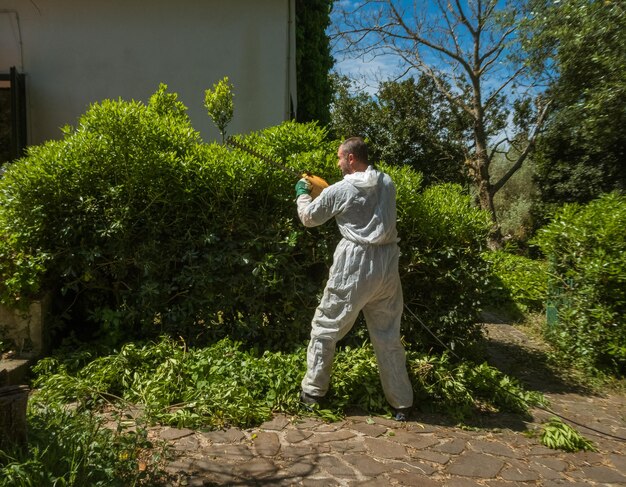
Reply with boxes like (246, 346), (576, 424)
(296, 185), (338, 228)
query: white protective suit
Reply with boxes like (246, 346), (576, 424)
(297, 165), (414, 410)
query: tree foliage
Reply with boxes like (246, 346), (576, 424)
(295, 0), (335, 125)
(523, 0), (626, 216)
(330, 75), (471, 186)
(330, 0), (547, 245)
(332, 0), (551, 247)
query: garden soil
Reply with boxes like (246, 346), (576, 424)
(154, 322), (626, 486)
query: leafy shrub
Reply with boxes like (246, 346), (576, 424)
(0, 85), (490, 352)
(0, 86), (336, 348)
(483, 250), (548, 316)
(532, 193), (626, 374)
(394, 180), (492, 351)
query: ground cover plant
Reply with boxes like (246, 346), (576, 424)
(0, 403), (165, 486)
(0, 85), (491, 354)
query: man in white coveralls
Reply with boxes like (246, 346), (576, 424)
(294, 136), (413, 421)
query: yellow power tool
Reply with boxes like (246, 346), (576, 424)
(226, 137), (329, 200)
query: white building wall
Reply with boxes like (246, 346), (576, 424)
(0, 0), (296, 144)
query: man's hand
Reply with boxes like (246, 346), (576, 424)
(295, 178), (311, 197)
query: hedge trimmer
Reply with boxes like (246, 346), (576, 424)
(226, 137), (329, 200)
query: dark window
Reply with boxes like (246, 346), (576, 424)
(0, 67), (27, 164)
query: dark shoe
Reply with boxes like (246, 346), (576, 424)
(393, 407), (411, 422)
(300, 391), (323, 408)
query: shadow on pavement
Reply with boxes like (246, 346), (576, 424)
(483, 322), (596, 396)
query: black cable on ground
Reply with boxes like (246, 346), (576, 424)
(403, 305), (626, 443)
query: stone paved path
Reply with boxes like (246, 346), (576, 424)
(158, 324), (626, 486)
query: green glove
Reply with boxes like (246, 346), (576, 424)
(295, 178), (311, 197)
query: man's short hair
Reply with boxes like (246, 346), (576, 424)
(341, 137), (368, 164)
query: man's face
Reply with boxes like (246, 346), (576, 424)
(337, 147), (352, 176)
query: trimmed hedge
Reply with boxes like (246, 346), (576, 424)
(0, 86), (491, 353)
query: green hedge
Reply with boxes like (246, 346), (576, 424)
(532, 193), (626, 374)
(0, 86), (491, 353)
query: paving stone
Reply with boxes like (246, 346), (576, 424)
(572, 450), (605, 465)
(609, 453), (626, 473)
(528, 445), (562, 456)
(253, 431), (281, 457)
(579, 465), (626, 484)
(281, 444), (331, 459)
(293, 418), (322, 430)
(369, 415), (402, 428)
(202, 443), (254, 461)
(486, 480), (533, 487)
(467, 439), (518, 458)
(541, 480), (593, 487)
(364, 436), (408, 459)
(445, 477), (486, 487)
(343, 453), (396, 476)
(317, 455), (358, 479)
(314, 421), (346, 432)
(235, 457), (278, 477)
(173, 435), (200, 451)
(165, 457), (196, 474)
(387, 430), (439, 449)
(352, 477), (397, 486)
(282, 459), (321, 477)
(201, 428), (245, 443)
(411, 449), (451, 465)
(406, 422), (438, 433)
(388, 472), (441, 486)
(190, 458), (236, 476)
(272, 476), (310, 487)
(500, 459), (541, 481)
(184, 477), (205, 487)
(401, 458), (437, 476)
(345, 414), (375, 423)
(260, 414), (291, 431)
(531, 456), (569, 472)
(432, 437), (467, 455)
(528, 461), (567, 480)
(347, 421), (387, 437)
(328, 439), (368, 453)
(159, 427), (195, 441)
(446, 452), (504, 478)
(309, 430), (356, 443)
(285, 428), (313, 444)
(301, 478), (342, 486)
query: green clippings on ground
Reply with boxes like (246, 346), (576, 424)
(30, 337), (544, 430)
(540, 417), (597, 452)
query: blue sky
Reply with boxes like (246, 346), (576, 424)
(329, 0), (417, 95)
(328, 0), (532, 99)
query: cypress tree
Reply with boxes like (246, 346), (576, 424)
(295, 0), (334, 125)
